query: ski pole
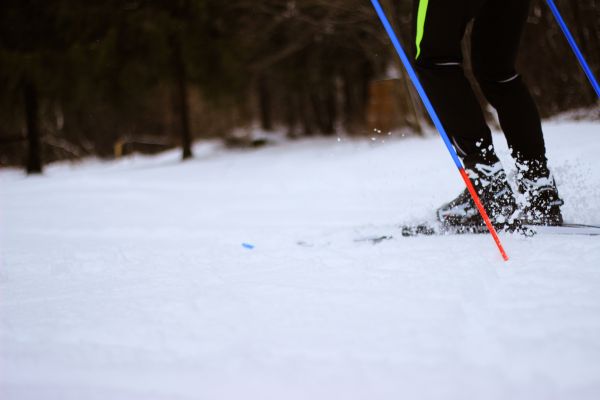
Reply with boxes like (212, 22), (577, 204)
(546, 0), (600, 98)
(370, 0), (509, 261)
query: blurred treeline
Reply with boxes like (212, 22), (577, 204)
(1, 0), (599, 173)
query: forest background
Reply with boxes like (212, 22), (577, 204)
(1, 0), (598, 173)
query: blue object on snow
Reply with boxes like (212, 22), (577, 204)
(242, 243), (255, 250)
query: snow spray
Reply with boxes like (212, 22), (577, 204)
(370, 0), (509, 261)
(546, 0), (600, 99)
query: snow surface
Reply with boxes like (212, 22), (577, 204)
(1, 121), (600, 400)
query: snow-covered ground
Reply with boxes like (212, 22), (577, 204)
(1, 120), (600, 400)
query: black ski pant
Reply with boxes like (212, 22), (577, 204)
(413, 0), (548, 176)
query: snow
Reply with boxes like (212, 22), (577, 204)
(1, 120), (600, 400)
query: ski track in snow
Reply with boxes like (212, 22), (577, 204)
(1, 121), (600, 399)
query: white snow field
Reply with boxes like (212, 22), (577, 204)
(1, 120), (600, 400)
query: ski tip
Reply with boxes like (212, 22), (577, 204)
(354, 235), (393, 244)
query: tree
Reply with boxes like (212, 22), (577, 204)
(0, 0), (598, 171)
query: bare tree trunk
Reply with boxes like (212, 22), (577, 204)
(324, 79), (337, 135)
(300, 88), (315, 136)
(285, 92), (299, 138)
(310, 83), (336, 135)
(170, 34), (193, 160)
(23, 79), (43, 174)
(258, 73), (273, 131)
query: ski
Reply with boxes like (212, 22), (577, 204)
(301, 222), (600, 248)
(524, 223), (600, 236)
(354, 235), (394, 244)
(400, 222), (600, 237)
(401, 223), (487, 237)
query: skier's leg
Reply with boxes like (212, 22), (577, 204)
(413, 0), (498, 166)
(471, 0), (547, 174)
(471, 0), (563, 225)
(413, 0), (517, 227)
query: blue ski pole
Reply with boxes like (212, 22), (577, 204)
(546, 0), (600, 98)
(369, 0), (509, 261)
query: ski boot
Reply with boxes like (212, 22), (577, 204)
(517, 162), (564, 226)
(437, 161), (519, 231)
